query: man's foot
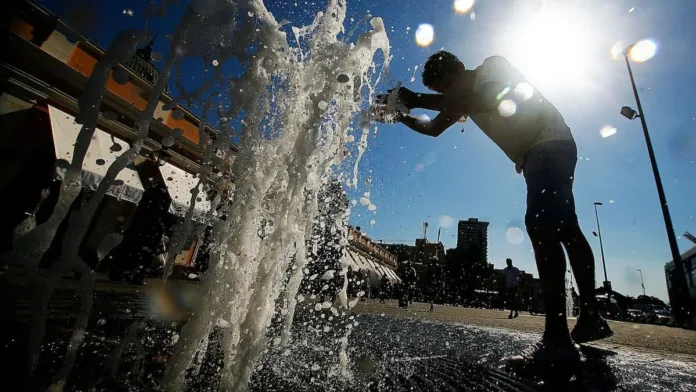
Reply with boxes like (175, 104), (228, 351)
(505, 339), (581, 372)
(514, 312), (519, 318)
(571, 314), (614, 343)
(507, 314), (514, 319)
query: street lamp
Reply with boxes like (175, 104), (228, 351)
(637, 269), (646, 296)
(592, 202), (610, 291)
(620, 41), (690, 326)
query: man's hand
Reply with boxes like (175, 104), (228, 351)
(370, 104), (406, 124)
(375, 87), (417, 109)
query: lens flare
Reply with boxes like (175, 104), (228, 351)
(600, 125), (617, 138)
(514, 82), (534, 102)
(439, 215), (455, 228)
(629, 39), (658, 62)
(506, 227), (524, 245)
(497, 99), (516, 117)
(454, 0), (475, 14)
(610, 40), (626, 60)
(415, 24), (435, 47)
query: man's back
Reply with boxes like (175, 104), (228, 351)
(470, 56), (573, 171)
(504, 265), (522, 288)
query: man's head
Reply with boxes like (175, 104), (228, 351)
(422, 50), (474, 93)
(506, 258), (513, 267)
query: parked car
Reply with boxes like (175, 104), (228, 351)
(649, 309), (676, 326)
(626, 309), (647, 323)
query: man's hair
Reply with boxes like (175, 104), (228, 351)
(506, 258), (512, 264)
(422, 50), (464, 88)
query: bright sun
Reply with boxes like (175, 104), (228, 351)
(502, 8), (593, 86)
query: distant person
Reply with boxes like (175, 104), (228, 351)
(404, 264), (417, 308)
(375, 51), (613, 370)
(379, 275), (389, 304)
(503, 258), (522, 319)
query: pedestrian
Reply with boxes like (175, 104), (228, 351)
(503, 258), (522, 319)
(379, 274), (389, 304)
(374, 51), (613, 370)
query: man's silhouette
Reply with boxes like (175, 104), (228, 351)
(375, 51), (613, 370)
(503, 258), (522, 319)
(379, 274), (389, 304)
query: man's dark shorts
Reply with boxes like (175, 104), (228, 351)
(522, 139), (578, 230)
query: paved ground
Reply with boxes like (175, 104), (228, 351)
(3, 268), (696, 391)
(352, 300), (696, 359)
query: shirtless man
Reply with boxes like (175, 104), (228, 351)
(374, 51), (613, 369)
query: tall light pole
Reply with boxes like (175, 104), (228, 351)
(620, 41), (690, 327)
(593, 202), (609, 289)
(637, 269), (646, 296)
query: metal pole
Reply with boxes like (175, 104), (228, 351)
(594, 203), (609, 285)
(624, 53), (689, 326)
(637, 269), (646, 296)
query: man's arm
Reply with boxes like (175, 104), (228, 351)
(399, 112), (460, 137)
(395, 81), (505, 115)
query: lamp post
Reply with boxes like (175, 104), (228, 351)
(637, 269), (646, 296)
(620, 41), (689, 327)
(592, 202), (609, 289)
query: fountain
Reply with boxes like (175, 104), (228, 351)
(6, 0), (389, 390)
(153, 1), (391, 390)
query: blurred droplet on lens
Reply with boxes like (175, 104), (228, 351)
(172, 110), (185, 120)
(112, 67), (129, 85)
(162, 137), (175, 148)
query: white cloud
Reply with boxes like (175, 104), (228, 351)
(439, 215), (455, 228)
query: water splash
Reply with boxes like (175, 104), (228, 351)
(162, 1), (390, 391)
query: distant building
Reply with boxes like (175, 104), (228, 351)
(344, 226), (401, 288)
(665, 245), (696, 328)
(1, 0), (238, 279)
(382, 238), (446, 302)
(456, 218), (489, 264)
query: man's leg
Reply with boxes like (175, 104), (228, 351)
(505, 140), (582, 368)
(527, 224), (572, 343)
(562, 215), (614, 342)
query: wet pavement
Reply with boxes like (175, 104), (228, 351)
(250, 313), (696, 392)
(2, 272), (695, 391)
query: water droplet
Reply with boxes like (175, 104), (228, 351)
(112, 68), (129, 85)
(172, 110), (185, 121)
(162, 137), (175, 148)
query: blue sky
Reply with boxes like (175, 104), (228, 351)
(43, 0), (696, 302)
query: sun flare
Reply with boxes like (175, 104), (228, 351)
(501, 8), (593, 86)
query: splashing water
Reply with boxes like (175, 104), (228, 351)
(162, 1), (390, 391)
(566, 277), (575, 319)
